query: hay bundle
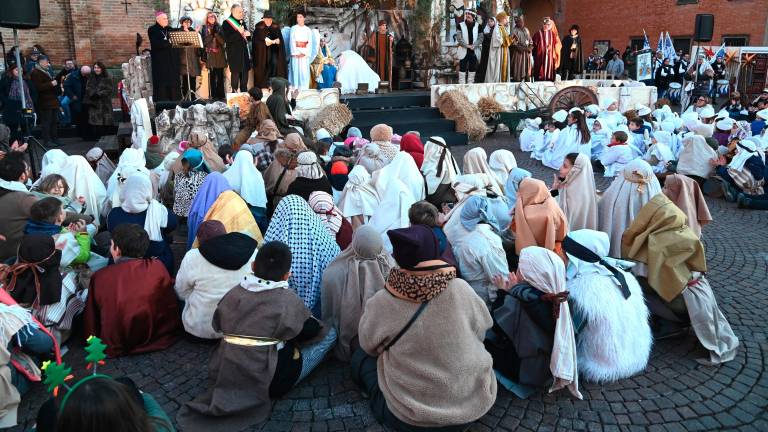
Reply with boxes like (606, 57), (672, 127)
(477, 96), (504, 121)
(437, 90), (487, 142)
(309, 103), (353, 137)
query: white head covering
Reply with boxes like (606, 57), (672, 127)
(55, 156), (108, 225)
(600, 97), (618, 111)
(557, 153), (598, 231)
(443, 174), (490, 244)
(422, 136), (460, 195)
(564, 229), (617, 279)
(85, 147), (117, 186)
(585, 104), (599, 116)
(552, 110), (568, 123)
(681, 111), (700, 131)
(316, 128), (332, 141)
(367, 169), (416, 252)
(338, 165), (378, 219)
(463, 147), (504, 195)
(636, 104), (652, 117)
(756, 108), (768, 121)
(597, 159), (662, 258)
(715, 109), (730, 121)
(296, 151), (325, 180)
(729, 138), (762, 171)
(677, 135), (717, 178)
(660, 120), (676, 133)
(308, 191), (343, 235)
(524, 117), (543, 129)
(699, 105), (716, 119)
(357, 143), (387, 174)
(107, 148), (150, 211)
(39, 149), (68, 180)
(716, 117), (735, 131)
(154, 151), (180, 189)
(652, 105), (673, 122)
(518, 246), (582, 399)
(119, 174), (168, 241)
(488, 149), (517, 187)
(648, 131), (676, 162)
(375, 152), (425, 202)
(569, 107), (584, 114)
(223, 150), (268, 208)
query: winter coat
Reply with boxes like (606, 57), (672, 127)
(30, 67), (59, 110)
(84, 74), (114, 126)
(202, 24), (227, 69)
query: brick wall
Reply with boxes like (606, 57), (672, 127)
(560, 0), (768, 53)
(1, 0), (164, 68)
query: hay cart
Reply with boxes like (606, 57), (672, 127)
(486, 84), (599, 136)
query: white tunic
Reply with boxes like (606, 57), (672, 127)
(289, 25), (313, 90)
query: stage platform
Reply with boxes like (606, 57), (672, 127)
(341, 91), (468, 146)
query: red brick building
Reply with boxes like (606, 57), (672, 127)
(510, 0), (768, 54)
(0, 0), (159, 67)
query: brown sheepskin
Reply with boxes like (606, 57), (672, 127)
(309, 103), (353, 137)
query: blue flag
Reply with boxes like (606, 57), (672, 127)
(642, 29), (651, 50)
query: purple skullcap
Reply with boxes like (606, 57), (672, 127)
(387, 225), (441, 270)
(196, 220), (227, 245)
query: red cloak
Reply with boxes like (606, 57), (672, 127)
(85, 258), (181, 357)
(532, 29), (561, 82)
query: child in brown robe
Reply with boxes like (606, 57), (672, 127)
(177, 241), (335, 432)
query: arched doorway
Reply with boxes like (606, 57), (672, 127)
(518, 0), (556, 32)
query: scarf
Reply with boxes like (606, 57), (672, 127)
(241, 274), (290, 293)
(187, 173), (231, 249)
(504, 168), (532, 210)
(386, 266), (456, 303)
(557, 153), (598, 231)
(222, 150), (267, 208)
(0, 180), (28, 193)
(459, 195), (498, 232)
(423, 137), (460, 195)
(662, 174), (712, 239)
(24, 220), (62, 236)
(463, 147), (504, 195)
(8, 78), (33, 107)
(518, 247), (582, 399)
(34, 63), (52, 80)
(729, 139), (761, 172)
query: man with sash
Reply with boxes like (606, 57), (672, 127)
(222, 5), (251, 92)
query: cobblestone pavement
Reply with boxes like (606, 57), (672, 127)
(11, 133), (768, 432)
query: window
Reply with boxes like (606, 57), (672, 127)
(673, 37), (692, 55)
(676, 0), (698, 4)
(630, 38), (645, 52)
(723, 36), (749, 47)
(593, 40), (610, 57)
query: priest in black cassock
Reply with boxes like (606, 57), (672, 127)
(252, 11), (287, 89)
(148, 12), (180, 101)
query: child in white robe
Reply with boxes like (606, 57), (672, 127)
(542, 111), (591, 170)
(533, 121), (559, 161)
(589, 118), (612, 160)
(643, 131), (676, 174)
(599, 131), (636, 177)
(519, 117), (543, 153)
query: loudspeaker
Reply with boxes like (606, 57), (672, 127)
(694, 14), (714, 42)
(0, 2), (41, 30)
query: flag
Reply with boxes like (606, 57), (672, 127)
(642, 29), (650, 50)
(657, 32), (664, 53)
(714, 42), (726, 59)
(665, 32), (677, 61)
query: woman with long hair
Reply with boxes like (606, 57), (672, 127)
(84, 61), (114, 138)
(201, 11), (227, 100)
(542, 109), (591, 170)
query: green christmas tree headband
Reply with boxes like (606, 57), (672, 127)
(42, 335), (111, 413)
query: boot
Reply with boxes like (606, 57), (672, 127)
(468, 72), (476, 84)
(458, 71), (466, 85)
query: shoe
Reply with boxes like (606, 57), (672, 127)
(737, 193), (746, 208)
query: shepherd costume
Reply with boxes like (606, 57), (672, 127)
(85, 257), (181, 357)
(510, 17), (533, 82)
(177, 277), (331, 432)
(252, 13), (287, 89)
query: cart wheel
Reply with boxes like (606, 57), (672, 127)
(548, 86), (598, 114)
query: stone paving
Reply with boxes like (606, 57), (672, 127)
(10, 133), (768, 432)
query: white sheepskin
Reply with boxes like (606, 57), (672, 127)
(569, 270), (653, 383)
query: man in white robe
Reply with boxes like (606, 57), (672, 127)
(289, 12), (315, 90)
